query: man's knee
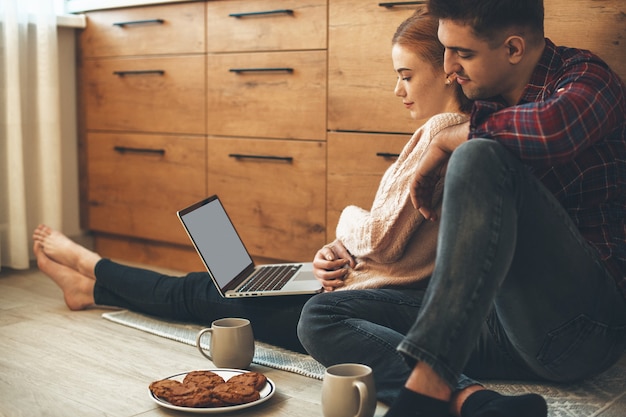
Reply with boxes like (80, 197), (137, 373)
(451, 138), (506, 166)
(447, 139), (516, 185)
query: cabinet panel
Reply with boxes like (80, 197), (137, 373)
(207, 51), (327, 140)
(544, 0), (626, 81)
(87, 132), (206, 245)
(328, 0), (419, 134)
(326, 131), (410, 236)
(208, 137), (326, 261)
(84, 55), (205, 134)
(80, 2), (206, 58)
(207, 0), (327, 52)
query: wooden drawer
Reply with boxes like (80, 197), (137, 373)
(80, 2), (205, 58)
(544, 0), (626, 81)
(328, 0), (419, 134)
(207, 137), (326, 261)
(83, 55), (205, 134)
(207, 51), (327, 140)
(326, 131), (410, 236)
(86, 132), (206, 245)
(206, 0), (327, 52)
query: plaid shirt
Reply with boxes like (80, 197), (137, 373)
(469, 39), (626, 300)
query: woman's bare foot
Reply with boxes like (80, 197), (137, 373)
(32, 225), (101, 280)
(33, 241), (96, 310)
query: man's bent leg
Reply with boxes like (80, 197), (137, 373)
(398, 139), (626, 388)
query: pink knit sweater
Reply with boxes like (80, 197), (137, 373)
(337, 113), (469, 290)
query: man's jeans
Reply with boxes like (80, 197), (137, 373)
(298, 139), (626, 404)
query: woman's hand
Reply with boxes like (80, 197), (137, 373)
(313, 240), (356, 292)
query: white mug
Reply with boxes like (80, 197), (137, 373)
(322, 363), (377, 417)
(195, 317), (255, 369)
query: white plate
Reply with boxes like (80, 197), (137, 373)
(149, 368), (276, 414)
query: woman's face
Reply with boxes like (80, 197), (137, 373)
(392, 44), (458, 120)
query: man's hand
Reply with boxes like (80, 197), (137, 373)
(410, 122), (470, 220)
(312, 240), (355, 292)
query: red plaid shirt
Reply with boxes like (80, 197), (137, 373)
(469, 39), (626, 300)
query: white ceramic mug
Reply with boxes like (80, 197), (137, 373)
(322, 363), (377, 417)
(195, 318), (255, 369)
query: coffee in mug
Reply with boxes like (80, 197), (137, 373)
(322, 363), (377, 417)
(195, 318), (255, 369)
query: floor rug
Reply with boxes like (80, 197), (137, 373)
(102, 310), (326, 380)
(485, 358), (626, 417)
(103, 310), (626, 416)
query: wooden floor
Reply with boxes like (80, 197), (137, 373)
(3, 265), (625, 417)
(0, 265), (389, 417)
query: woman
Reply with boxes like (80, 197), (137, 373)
(296, 9), (473, 405)
(33, 7), (469, 399)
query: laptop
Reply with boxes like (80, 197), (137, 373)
(177, 195), (322, 298)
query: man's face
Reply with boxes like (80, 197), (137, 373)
(437, 19), (517, 102)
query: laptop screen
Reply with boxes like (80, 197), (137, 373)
(178, 196), (253, 289)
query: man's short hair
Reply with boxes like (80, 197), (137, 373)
(428, 0), (544, 45)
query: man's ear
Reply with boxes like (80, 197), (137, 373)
(505, 36), (525, 64)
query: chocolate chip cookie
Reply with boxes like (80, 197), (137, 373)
(212, 382), (261, 405)
(183, 370), (225, 389)
(227, 371), (268, 390)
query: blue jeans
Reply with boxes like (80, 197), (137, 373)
(298, 139), (626, 404)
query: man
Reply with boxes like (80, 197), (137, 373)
(384, 0), (626, 416)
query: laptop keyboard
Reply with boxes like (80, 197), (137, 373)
(237, 264), (303, 293)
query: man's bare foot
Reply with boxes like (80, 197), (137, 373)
(32, 225), (101, 280)
(33, 241), (96, 310)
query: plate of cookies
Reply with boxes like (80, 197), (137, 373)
(149, 369), (275, 413)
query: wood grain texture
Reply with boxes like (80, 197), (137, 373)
(0, 266), (390, 417)
(80, 2), (206, 58)
(544, 0), (626, 81)
(206, 0), (327, 53)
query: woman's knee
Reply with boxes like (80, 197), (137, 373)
(297, 293), (332, 349)
(297, 291), (363, 356)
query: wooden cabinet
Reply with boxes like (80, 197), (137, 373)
(86, 132), (206, 245)
(77, 0), (626, 270)
(328, 0), (419, 134)
(205, 0), (328, 262)
(79, 2), (208, 270)
(206, 0), (327, 52)
(83, 56), (205, 134)
(79, 2), (205, 57)
(207, 137), (326, 261)
(206, 51), (327, 140)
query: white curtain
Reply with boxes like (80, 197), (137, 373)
(0, 0), (62, 270)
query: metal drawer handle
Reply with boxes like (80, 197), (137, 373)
(229, 68), (294, 74)
(376, 152), (400, 159)
(113, 70), (165, 77)
(379, 1), (427, 8)
(113, 19), (165, 27)
(229, 9), (294, 18)
(114, 146), (166, 156)
(229, 153), (293, 163)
